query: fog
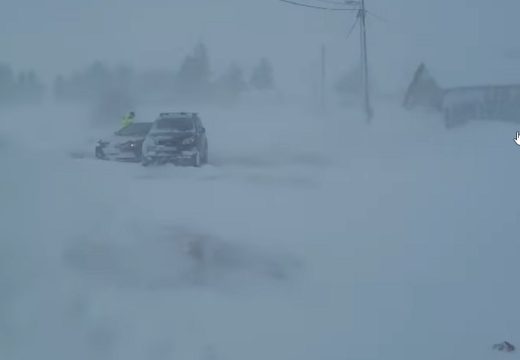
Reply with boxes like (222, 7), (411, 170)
(1, 0), (520, 359)
(3, 0), (520, 90)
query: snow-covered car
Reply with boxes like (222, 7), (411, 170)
(95, 122), (152, 162)
(141, 112), (208, 167)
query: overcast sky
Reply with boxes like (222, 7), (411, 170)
(1, 0), (520, 92)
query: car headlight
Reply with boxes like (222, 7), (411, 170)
(117, 141), (135, 150)
(182, 137), (196, 145)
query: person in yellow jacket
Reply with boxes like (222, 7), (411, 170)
(121, 111), (135, 128)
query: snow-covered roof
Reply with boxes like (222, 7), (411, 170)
(424, 57), (520, 89)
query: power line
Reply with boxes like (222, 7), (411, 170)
(345, 16), (359, 41)
(278, 0), (358, 12)
(277, 0), (373, 122)
(366, 10), (389, 23)
(312, 0), (360, 7)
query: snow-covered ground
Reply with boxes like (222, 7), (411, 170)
(1, 102), (519, 360)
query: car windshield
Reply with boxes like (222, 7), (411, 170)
(155, 118), (194, 132)
(115, 123), (152, 136)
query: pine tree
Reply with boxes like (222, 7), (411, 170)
(54, 75), (66, 101)
(214, 63), (247, 104)
(0, 64), (16, 104)
(176, 43), (212, 102)
(250, 58), (274, 91)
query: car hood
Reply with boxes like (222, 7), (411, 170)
(148, 131), (195, 141)
(101, 134), (146, 145)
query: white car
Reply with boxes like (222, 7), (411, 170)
(95, 122), (152, 162)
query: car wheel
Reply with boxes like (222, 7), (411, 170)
(202, 144), (209, 164)
(142, 157), (153, 167)
(193, 152), (201, 167)
(95, 147), (105, 160)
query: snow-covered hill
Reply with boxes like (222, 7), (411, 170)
(1, 102), (519, 360)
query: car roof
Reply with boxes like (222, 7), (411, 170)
(123, 122), (152, 127)
(157, 112), (198, 120)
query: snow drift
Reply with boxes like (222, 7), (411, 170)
(1, 101), (519, 360)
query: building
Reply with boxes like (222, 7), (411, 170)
(404, 63), (520, 128)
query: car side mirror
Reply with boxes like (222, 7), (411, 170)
(200, 127), (206, 134)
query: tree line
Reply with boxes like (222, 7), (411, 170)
(50, 43), (277, 122)
(54, 43), (275, 107)
(0, 64), (45, 107)
(0, 42), (369, 113)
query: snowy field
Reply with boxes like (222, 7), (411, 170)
(1, 102), (519, 360)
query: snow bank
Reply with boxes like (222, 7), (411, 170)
(1, 102), (519, 360)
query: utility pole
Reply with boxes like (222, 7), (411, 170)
(277, 0), (372, 120)
(359, 0), (373, 123)
(320, 44), (327, 110)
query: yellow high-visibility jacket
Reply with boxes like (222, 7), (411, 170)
(122, 113), (135, 127)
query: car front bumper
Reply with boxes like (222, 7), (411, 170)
(143, 148), (198, 165)
(95, 146), (142, 162)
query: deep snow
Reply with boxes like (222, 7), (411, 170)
(1, 102), (519, 360)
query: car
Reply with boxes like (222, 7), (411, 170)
(95, 122), (152, 162)
(141, 112), (208, 167)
